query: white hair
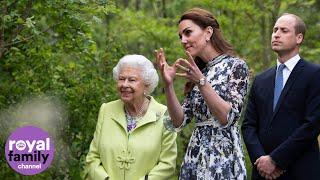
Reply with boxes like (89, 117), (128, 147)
(112, 54), (159, 94)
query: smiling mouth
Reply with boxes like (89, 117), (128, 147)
(120, 90), (132, 95)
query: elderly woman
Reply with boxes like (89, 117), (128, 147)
(84, 55), (177, 180)
(156, 8), (249, 179)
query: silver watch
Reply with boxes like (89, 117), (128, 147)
(198, 77), (206, 86)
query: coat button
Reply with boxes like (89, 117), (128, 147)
(116, 150), (135, 169)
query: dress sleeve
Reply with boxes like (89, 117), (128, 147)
(223, 60), (249, 128)
(163, 92), (194, 132)
(84, 103), (109, 180)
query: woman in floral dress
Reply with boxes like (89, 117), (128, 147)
(155, 8), (249, 180)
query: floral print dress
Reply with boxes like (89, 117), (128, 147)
(165, 54), (249, 180)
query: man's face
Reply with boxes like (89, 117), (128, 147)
(271, 15), (303, 55)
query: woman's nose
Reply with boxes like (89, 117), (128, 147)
(122, 79), (129, 87)
(181, 36), (187, 44)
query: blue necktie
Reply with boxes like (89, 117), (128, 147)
(273, 64), (286, 110)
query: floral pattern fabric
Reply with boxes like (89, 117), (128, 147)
(125, 113), (137, 133)
(165, 54), (249, 180)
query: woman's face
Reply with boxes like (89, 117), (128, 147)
(178, 19), (210, 57)
(117, 66), (146, 104)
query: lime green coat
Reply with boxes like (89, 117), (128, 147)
(85, 97), (177, 180)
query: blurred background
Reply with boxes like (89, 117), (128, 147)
(1, 0), (319, 179)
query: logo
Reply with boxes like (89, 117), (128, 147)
(5, 125), (55, 175)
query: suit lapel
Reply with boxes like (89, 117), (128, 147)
(266, 67), (277, 120)
(264, 67), (277, 126)
(271, 59), (305, 120)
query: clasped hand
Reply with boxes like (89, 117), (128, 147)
(155, 48), (204, 85)
(255, 155), (284, 179)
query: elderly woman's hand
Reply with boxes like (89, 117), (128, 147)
(175, 51), (204, 84)
(155, 48), (176, 86)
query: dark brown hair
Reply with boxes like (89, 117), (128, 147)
(179, 8), (236, 94)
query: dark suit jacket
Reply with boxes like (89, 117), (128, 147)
(242, 59), (320, 180)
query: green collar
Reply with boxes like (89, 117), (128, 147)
(110, 96), (162, 132)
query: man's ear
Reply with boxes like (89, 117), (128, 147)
(296, 33), (303, 45)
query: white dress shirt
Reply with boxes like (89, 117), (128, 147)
(276, 54), (301, 88)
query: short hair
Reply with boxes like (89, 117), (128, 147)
(281, 13), (306, 38)
(112, 54), (159, 94)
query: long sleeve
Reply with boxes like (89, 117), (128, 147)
(270, 69), (320, 169)
(163, 92), (193, 132)
(224, 60), (249, 128)
(84, 103), (109, 180)
(146, 122), (177, 180)
(242, 78), (266, 164)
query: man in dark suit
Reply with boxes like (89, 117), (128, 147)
(242, 13), (320, 180)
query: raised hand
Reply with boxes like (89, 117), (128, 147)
(175, 51), (204, 83)
(155, 48), (176, 86)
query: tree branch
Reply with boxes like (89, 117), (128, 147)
(11, 0), (33, 43)
(2, 22), (62, 48)
(0, 2), (8, 59)
(256, 0), (265, 11)
(0, 22), (62, 59)
(7, 0), (20, 11)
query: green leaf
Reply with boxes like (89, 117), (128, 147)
(16, 17), (24, 24)
(25, 16), (36, 28)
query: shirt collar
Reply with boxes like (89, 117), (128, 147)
(206, 54), (227, 68)
(277, 54), (300, 72)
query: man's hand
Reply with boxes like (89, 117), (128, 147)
(255, 155), (276, 174)
(255, 155), (284, 179)
(270, 167), (284, 179)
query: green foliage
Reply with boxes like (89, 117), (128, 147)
(0, 0), (319, 179)
(0, 0), (122, 178)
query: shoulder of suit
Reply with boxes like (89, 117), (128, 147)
(300, 58), (320, 71)
(254, 67), (274, 79)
